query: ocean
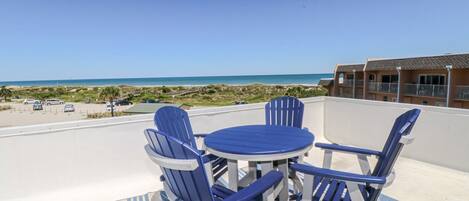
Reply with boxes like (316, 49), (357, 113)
(0, 73), (333, 87)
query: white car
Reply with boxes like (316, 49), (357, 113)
(64, 104), (75, 112)
(23, 99), (39, 104)
(106, 102), (116, 112)
(45, 99), (65, 105)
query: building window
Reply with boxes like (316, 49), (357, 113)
(346, 74), (354, 80)
(339, 73), (344, 84)
(368, 74), (375, 81)
(419, 75), (445, 85)
(381, 75), (399, 83)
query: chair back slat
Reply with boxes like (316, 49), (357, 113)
(265, 96), (304, 128)
(145, 129), (214, 201)
(154, 106), (197, 148)
(368, 109), (421, 201)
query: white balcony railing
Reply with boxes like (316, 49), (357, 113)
(403, 84), (447, 98)
(368, 81), (398, 93)
(456, 86), (469, 100)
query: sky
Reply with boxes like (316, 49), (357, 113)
(1, 0), (469, 81)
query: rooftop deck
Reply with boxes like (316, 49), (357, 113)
(1, 97), (468, 201)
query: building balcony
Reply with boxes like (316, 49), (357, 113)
(403, 84), (447, 98)
(456, 86), (469, 100)
(0, 97), (468, 201)
(368, 81), (398, 93)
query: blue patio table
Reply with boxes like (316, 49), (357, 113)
(204, 125), (314, 201)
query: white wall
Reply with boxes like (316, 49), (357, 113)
(0, 97), (324, 201)
(323, 97), (469, 172)
(2, 96), (467, 201)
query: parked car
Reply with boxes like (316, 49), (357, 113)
(64, 104), (75, 112)
(23, 99), (39, 104)
(141, 99), (159, 103)
(33, 102), (43, 110)
(45, 99), (65, 105)
(115, 99), (133, 106)
(106, 102), (116, 112)
(234, 100), (248, 105)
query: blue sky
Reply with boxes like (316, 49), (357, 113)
(1, 0), (469, 81)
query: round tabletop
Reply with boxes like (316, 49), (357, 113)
(204, 125), (314, 161)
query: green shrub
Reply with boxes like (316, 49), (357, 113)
(0, 105), (12, 111)
(87, 112), (128, 119)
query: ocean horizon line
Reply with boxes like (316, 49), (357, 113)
(0, 73), (333, 87)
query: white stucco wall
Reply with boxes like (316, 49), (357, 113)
(323, 96), (469, 172)
(1, 96), (468, 201)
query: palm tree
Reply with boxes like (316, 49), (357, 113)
(0, 86), (12, 102)
(99, 86), (120, 117)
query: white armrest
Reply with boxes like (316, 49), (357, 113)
(145, 145), (199, 171)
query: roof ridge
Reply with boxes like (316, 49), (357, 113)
(367, 52), (469, 62)
(336, 63), (365, 66)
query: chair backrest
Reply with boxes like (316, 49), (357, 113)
(265, 96), (304, 128)
(154, 106), (197, 148)
(368, 108), (421, 200)
(145, 129), (214, 201)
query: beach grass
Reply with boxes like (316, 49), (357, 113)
(87, 111), (128, 119)
(7, 84), (327, 107)
(0, 105), (12, 111)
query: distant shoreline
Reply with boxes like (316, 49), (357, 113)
(6, 83), (319, 88)
(0, 73), (332, 87)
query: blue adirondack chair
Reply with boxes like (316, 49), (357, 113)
(290, 109), (421, 201)
(264, 96), (306, 195)
(154, 106), (227, 183)
(265, 96), (305, 129)
(144, 129), (284, 201)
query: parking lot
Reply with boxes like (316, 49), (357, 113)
(0, 102), (132, 128)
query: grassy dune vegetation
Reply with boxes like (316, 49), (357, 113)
(6, 84), (327, 107)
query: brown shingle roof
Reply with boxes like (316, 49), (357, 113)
(318, 78), (334, 87)
(365, 53), (469, 71)
(335, 64), (365, 72)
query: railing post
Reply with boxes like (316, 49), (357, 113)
(446, 65), (453, 107)
(352, 70), (356, 98)
(416, 83), (420, 96)
(432, 85), (435, 97)
(396, 66), (401, 102)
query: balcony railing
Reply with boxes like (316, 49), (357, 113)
(340, 79), (363, 87)
(456, 86), (469, 100)
(337, 87), (353, 98)
(403, 84), (447, 98)
(368, 82), (398, 93)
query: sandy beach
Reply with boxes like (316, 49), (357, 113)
(0, 102), (132, 128)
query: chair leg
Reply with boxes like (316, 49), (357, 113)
(238, 162), (257, 187)
(278, 159), (289, 201)
(260, 161), (275, 201)
(204, 160), (214, 186)
(163, 181), (178, 201)
(228, 159), (239, 191)
(346, 182), (365, 201)
(302, 174), (314, 201)
(357, 155), (371, 175)
(323, 150), (333, 169)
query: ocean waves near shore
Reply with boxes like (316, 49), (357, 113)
(0, 74), (332, 87)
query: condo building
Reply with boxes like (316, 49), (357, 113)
(320, 53), (469, 109)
